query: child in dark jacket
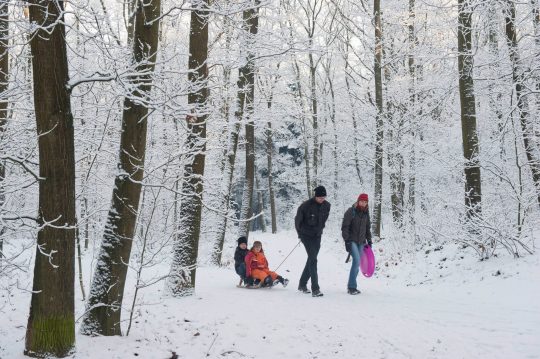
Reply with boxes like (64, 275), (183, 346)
(234, 237), (250, 284)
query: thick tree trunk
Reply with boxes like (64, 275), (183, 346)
(24, 1), (76, 356)
(168, 0), (209, 295)
(373, 0), (384, 239)
(81, 0), (160, 335)
(237, 1), (260, 239)
(504, 0), (540, 208)
(0, 1), (8, 260)
(457, 0), (482, 221)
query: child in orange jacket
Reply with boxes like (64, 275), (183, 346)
(245, 241), (289, 288)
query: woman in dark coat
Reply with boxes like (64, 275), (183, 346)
(341, 193), (372, 295)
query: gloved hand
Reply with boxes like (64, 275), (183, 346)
(367, 239), (373, 247)
(345, 240), (352, 252)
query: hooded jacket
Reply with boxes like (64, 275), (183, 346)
(341, 205), (372, 245)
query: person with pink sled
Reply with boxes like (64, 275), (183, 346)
(341, 193), (373, 295)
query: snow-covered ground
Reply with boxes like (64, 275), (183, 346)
(1, 231), (539, 358)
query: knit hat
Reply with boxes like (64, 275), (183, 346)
(237, 236), (247, 245)
(358, 193), (369, 202)
(314, 185), (327, 197)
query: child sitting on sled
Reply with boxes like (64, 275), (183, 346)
(234, 236), (253, 286)
(245, 240), (289, 288)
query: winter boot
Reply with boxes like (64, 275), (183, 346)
(274, 276), (289, 287)
(311, 289), (324, 297)
(347, 288), (361, 295)
(298, 285), (311, 294)
(263, 275), (273, 287)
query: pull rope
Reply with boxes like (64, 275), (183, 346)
(274, 240), (302, 272)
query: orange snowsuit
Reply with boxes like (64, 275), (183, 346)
(245, 250), (279, 282)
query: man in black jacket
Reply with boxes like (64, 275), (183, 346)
(295, 185), (331, 297)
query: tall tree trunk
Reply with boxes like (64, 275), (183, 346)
(407, 0), (417, 225)
(324, 62), (339, 201)
(532, 0), (540, 115)
(168, 0), (209, 295)
(504, 0), (540, 208)
(384, 36), (405, 229)
(487, 4), (505, 161)
(81, 0), (161, 335)
(24, 1), (76, 356)
(293, 60), (312, 197)
(254, 166), (266, 232)
(344, 37), (363, 185)
(237, 1), (260, 239)
(457, 0), (482, 222)
(264, 72), (279, 234)
(309, 47), (319, 186)
(211, 17), (237, 266)
(0, 1), (8, 260)
(372, 0), (384, 238)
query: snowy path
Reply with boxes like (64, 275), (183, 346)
(1, 231), (539, 358)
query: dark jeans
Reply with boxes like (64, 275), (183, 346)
(299, 237), (321, 291)
(235, 263), (246, 279)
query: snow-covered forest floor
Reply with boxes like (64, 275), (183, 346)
(1, 231), (539, 359)
(0, 232), (540, 359)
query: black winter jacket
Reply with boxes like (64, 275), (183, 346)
(295, 198), (331, 239)
(234, 247), (249, 269)
(341, 206), (372, 245)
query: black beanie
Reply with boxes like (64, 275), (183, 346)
(314, 185), (327, 197)
(237, 236), (247, 245)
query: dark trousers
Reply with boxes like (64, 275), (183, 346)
(299, 237), (321, 291)
(235, 263), (246, 279)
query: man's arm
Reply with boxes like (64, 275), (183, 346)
(294, 202), (304, 235)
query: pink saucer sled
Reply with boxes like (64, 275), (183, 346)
(360, 245), (375, 277)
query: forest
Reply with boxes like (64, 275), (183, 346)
(0, 0), (539, 357)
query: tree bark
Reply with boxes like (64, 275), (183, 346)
(24, 1), (76, 356)
(344, 37), (363, 185)
(168, 0), (209, 295)
(237, 1), (260, 239)
(504, 0), (540, 208)
(407, 0), (417, 225)
(457, 0), (482, 221)
(0, 1), (8, 260)
(211, 17), (237, 266)
(264, 71), (279, 234)
(373, 0), (384, 238)
(81, 0), (161, 335)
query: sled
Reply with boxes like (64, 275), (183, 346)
(360, 245), (375, 277)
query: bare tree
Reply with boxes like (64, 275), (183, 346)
(81, 0), (161, 336)
(237, 0), (261, 239)
(168, 0), (210, 295)
(24, 1), (76, 356)
(211, 15), (239, 265)
(0, 0), (8, 259)
(503, 0), (540, 208)
(457, 0), (482, 222)
(372, 0), (384, 238)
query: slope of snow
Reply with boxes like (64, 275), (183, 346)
(1, 230), (539, 358)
